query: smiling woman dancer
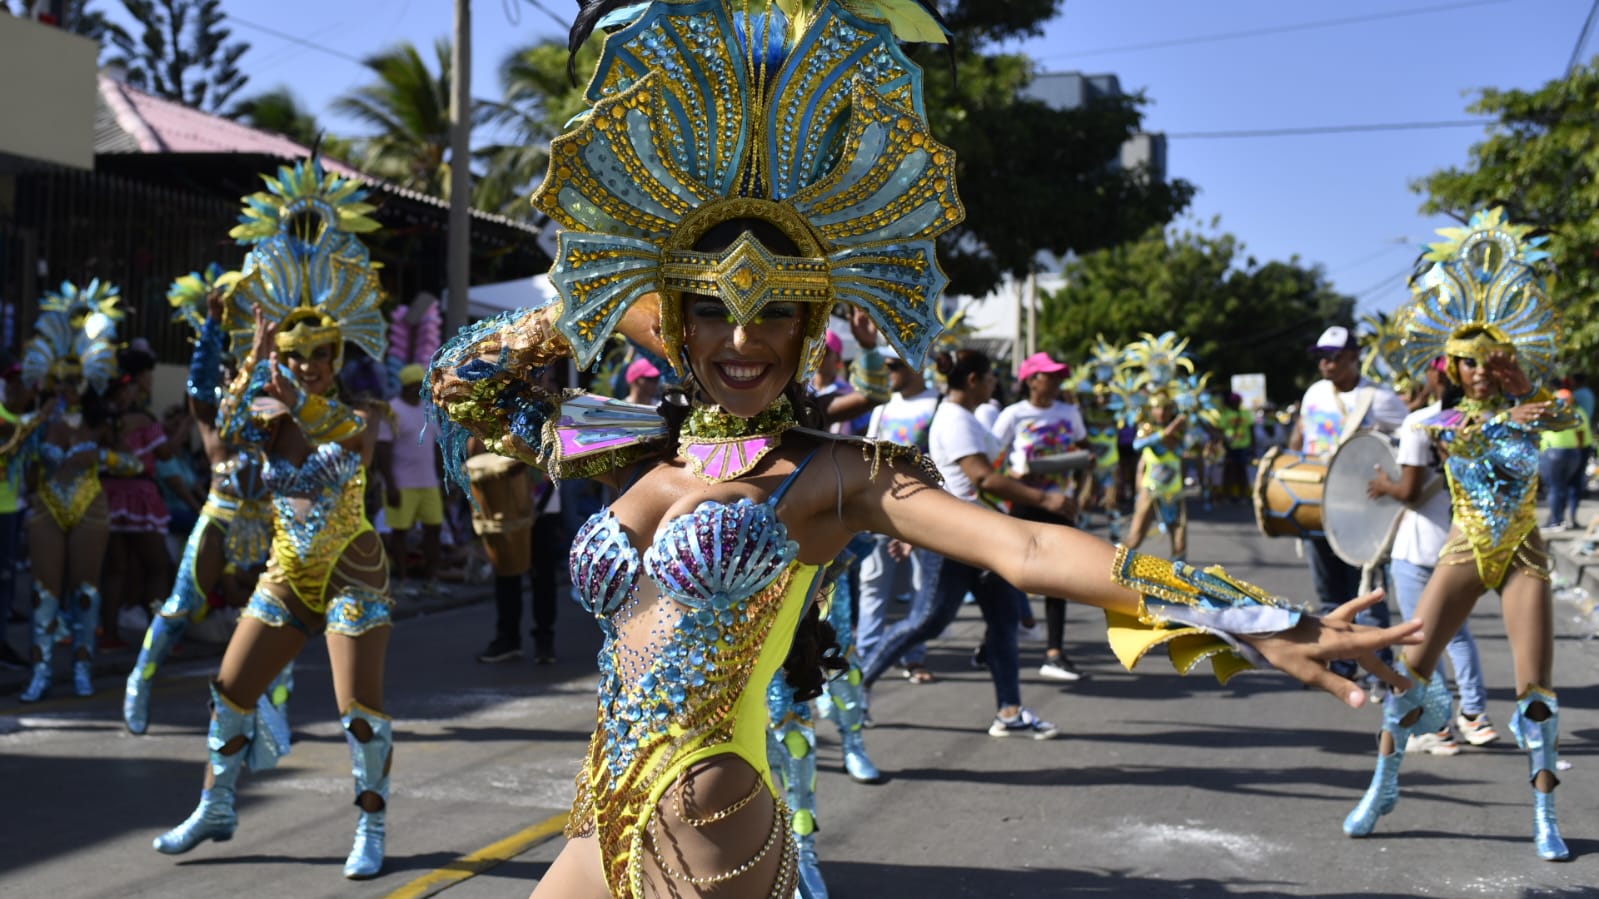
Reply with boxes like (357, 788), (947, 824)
(1342, 209), (1575, 861)
(429, 3), (1419, 896)
(151, 161), (396, 879)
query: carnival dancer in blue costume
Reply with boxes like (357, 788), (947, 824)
(429, 3), (1419, 896)
(1343, 209), (1576, 860)
(123, 265), (286, 736)
(8, 281), (142, 701)
(151, 159), (396, 880)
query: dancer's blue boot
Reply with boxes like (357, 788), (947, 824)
(342, 703), (392, 879)
(19, 582), (60, 703)
(827, 667), (882, 784)
(154, 684), (253, 854)
(1343, 661), (1449, 837)
(124, 614), (187, 733)
(1511, 688), (1570, 861)
(68, 584), (103, 697)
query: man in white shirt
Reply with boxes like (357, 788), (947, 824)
(377, 365), (445, 595)
(1289, 325), (1410, 676)
(1366, 359), (1497, 751)
(855, 346), (943, 683)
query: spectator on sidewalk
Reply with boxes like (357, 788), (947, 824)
(377, 364), (445, 595)
(1540, 389), (1590, 531)
(0, 363), (31, 669)
(624, 357), (661, 407)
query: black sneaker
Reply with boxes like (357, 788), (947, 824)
(477, 640), (523, 663)
(533, 641), (557, 665)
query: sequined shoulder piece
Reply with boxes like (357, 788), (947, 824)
(544, 394), (670, 481)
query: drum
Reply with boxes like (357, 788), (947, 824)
(465, 453), (534, 576)
(1028, 450), (1094, 475)
(1253, 446), (1326, 539)
(1323, 431), (1403, 567)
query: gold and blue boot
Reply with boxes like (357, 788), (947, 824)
(19, 581), (60, 703)
(1343, 661), (1449, 837)
(342, 703), (392, 879)
(1510, 688), (1570, 861)
(68, 584), (103, 697)
(124, 614), (187, 734)
(154, 684), (252, 854)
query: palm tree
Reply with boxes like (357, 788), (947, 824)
(333, 39), (458, 198)
(475, 39), (597, 219)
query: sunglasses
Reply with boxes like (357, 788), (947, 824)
(1313, 350), (1348, 363)
(883, 359), (905, 370)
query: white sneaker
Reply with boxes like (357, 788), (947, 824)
(1405, 729), (1461, 756)
(1039, 657), (1084, 682)
(988, 708), (1058, 740)
(1455, 712), (1500, 746)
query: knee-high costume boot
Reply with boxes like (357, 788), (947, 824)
(154, 684), (254, 854)
(1510, 688), (1570, 861)
(822, 666), (882, 784)
(768, 692), (825, 899)
(19, 581), (60, 703)
(124, 615), (187, 733)
(68, 584), (103, 697)
(342, 703), (392, 880)
(1344, 661), (1450, 837)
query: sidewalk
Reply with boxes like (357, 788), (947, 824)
(0, 579), (496, 698)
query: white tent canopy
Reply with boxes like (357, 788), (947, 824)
(446, 274), (560, 320)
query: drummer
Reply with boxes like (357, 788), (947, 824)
(1290, 325), (1409, 683)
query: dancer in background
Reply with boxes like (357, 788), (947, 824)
(124, 266), (280, 736)
(152, 160), (395, 879)
(1343, 209), (1572, 860)
(11, 281), (138, 701)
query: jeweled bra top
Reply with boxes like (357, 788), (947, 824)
(262, 442), (364, 561)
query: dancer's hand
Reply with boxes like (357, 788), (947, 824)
(1240, 589), (1423, 708)
(1485, 350), (1532, 397)
(250, 306), (279, 364)
(1509, 401), (1552, 427)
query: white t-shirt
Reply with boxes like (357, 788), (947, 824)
(380, 399), (440, 490)
(974, 400), (1000, 430)
(929, 401), (1002, 503)
(866, 386), (941, 449)
(1391, 402), (1452, 566)
(992, 399), (1086, 476)
(1297, 377), (1409, 457)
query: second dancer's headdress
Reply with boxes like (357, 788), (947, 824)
(224, 159), (387, 370)
(535, 0), (964, 378)
(1396, 207), (1561, 387)
(22, 280), (124, 393)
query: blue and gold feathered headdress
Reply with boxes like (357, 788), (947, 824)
(224, 157), (387, 366)
(536, 0), (964, 377)
(1395, 207), (1560, 387)
(23, 280), (123, 393)
(169, 263), (243, 337)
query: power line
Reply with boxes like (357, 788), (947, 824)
(231, 15), (366, 65)
(1569, 0), (1599, 75)
(1043, 0), (1509, 60)
(1166, 119), (1492, 140)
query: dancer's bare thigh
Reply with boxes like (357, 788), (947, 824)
(531, 834), (609, 899)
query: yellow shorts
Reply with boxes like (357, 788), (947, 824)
(387, 486), (444, 530)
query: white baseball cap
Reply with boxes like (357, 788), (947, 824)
(1310, 325), (1357, 353)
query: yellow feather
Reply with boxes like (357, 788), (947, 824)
(843, 0), (948, 44)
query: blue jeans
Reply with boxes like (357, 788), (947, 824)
(862, 558), (1024, 710)
(855, 534), (939, 670)
(1389, 558), (1486, 715)
(1304, 537), (1391, 674)
(1544, 447), (1583, 526)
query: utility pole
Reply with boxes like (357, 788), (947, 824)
(445, 0), (472, 336)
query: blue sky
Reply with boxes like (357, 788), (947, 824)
(120, 0), (1593, 315)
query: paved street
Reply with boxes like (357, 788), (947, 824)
(5, 505), (1598, 898)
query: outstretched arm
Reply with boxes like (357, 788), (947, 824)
(843, 461), (1421, 707)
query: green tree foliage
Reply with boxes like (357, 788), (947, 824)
(62, 0), (131, 50)
(915, 1), (1195, 297)
(475, 40), (598, 219)
(229, 86), (353, 161)
(106, 0), (249, 114)
(1414, 61), (1599, 356)
(1036, 221), (1354, 403)
(333, 39), (460, 198)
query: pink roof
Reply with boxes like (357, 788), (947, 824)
(101, 74), (362, 178)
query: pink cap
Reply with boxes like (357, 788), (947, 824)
(625, 358), (661, 383)
(824, 330), (844, 356)
(1018, 351), (1070, 382)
